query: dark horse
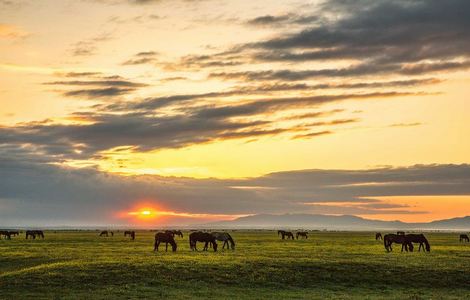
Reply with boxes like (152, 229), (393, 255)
(26, 230), (44, 239)
(0, 230), (11, 240)
(211, 232), (235, 250)
(375, 233), (382, 240)
(165, 230), (184, 238)
(405, 234), (430, 252)
(278, 230), (295, 240)
(296, 231), (308, 239)
(189, 231), (217, 251)
(154, 232), (177, 252)
(460, 234), (469, 242)
(384, 234), (413, 252)
(99, 230), (111, 237)
(124, 231), (136, 240)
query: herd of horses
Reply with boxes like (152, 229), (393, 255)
(153, 230), (235, 252)
(1, 229), (469, 254)
(375, 231), (431, 252)
(277, 230), (309, 240)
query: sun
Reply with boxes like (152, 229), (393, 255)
(141, 210), (151, 216)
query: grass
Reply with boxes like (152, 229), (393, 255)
(0, 231), (469, 299)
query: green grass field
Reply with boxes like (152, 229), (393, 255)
(0, 231), (469, 299)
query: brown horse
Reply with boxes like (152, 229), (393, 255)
(0, 231), (11, 240)
(165, 230), (184, 238)
(459, 234), (469, 242)
(189, 231), (217, 251)
(405, 234), (430, 252)
(296, 231), (308, 239)
(124, 231), (135, 240)
(384, 234), (413, 252)
(375, 233), (382, 240)
(154, 232), (177, 252)
(26, 230), (44, 239)
(278, 230), (294, 240)
(99, 230), (109, 237)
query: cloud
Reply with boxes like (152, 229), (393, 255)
(246, 14), (319, 27)
(69, 32), (113, 57)
(0, 23), (29, 39)
(1, 161), (469, 225)
(122, 51), (159, 65)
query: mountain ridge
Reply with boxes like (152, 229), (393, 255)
(204, 214), (470, 230)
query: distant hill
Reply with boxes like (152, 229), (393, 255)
(204, 214), (470, 231)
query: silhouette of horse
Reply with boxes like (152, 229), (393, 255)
(383, 234), (413, 252)
(375, 233), (382, 240)
(211, 232), (235, 250)
(397, 231), (405, 235)
(154, 232), (177, 252)
(25, 230), (44, 239)
(99, 231), (109, 237)
(165, 230), (184, 238)
(0, 230), (11, 240)
(9, 231), (19, 237)
(405, 234), (430, 252)
(460, 234), (469, 242)
(278, 230), (294, 240)
(296, 231), (308, 239)
(124, 231), (135, 240)
(189, 231), (217, 251)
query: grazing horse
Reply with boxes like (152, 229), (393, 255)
(278, 230), (295, 240)
(189, 231), (217, 251)
(459, 234), (469, 242)
(154, 232), (177, 252)
(99, 230), (109, 237)
(165, 230), (184, 238)
(0, 230), (11, 240)
(383, 234), (413, 252)
(405, 234), (430, 252)
(124, 231), (135, 240)
(26, 230), (44, 239)
(296, 231), (308, 239)
(375, 233), (382, 240)
(211, 232), (235, 250)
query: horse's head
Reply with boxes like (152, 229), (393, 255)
(171, 242), (177, 252)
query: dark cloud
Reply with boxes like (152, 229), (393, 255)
(1, 161), (469, 226)
(246, 14), (319, 27)
(63, 87), (137, 99)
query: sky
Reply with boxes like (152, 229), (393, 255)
(1, 0), (470, 226)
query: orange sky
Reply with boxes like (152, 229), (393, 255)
(1, 0), (470, 225)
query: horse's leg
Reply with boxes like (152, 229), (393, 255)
(165, 242), (168, 252)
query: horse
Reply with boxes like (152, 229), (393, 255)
(383, 234), (413, 252)
(459, 234), (469, 242)
(25, 230), (44, 239)
(278, 230), (294, 240)
(397, 231), (405, 235)
(211, 232), (235, 250)
(154, 232), (177, 252)
(9, 231), (19, 237)
(189, 231), (217, 251)
(405, 234), (431, 252)
(124, 231), (135, 240)
(165, 230), (184, 238)
(0, 230), (11, 240)
(99, 230), (109, 237)
(296, 231), (308, 239)
(375, 233), (382, 240)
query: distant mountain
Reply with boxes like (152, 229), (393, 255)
(204, 214), (470, 231)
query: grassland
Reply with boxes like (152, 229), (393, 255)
(0, 231), (469, 299)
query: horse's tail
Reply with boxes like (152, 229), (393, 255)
(153, 237), (158, 251)
(227, 233), (235, 250)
